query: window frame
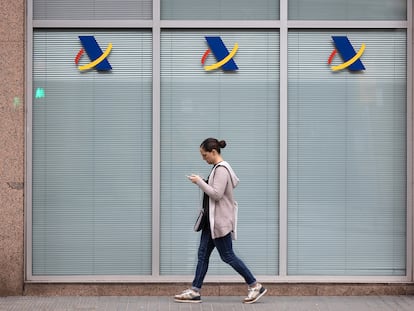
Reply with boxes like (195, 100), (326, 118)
(25, 0), (413, 283)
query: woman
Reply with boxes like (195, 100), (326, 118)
(174, 138), (267, 304)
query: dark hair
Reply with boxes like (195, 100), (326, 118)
(200, 138), (226, 154)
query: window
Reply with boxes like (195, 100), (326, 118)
(32, 31), (153, 275)
(287, 30), (407, 275)
(161, 0), (279, 20)
(289, 0), (406, 20)
(33, 0), (152, 20)
(159, 31), (280, 275)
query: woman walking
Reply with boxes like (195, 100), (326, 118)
(174, 138), (267, 304)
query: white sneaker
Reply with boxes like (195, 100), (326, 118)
(243, 283), (267, 304)
(174, 288), (202, 303)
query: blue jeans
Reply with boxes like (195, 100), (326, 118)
(192, 229), (256, 290)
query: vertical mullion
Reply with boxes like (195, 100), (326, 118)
(25, 0), (34, 281)
(407, 0), (413, 282)
(152, 0), (161, 277)
(279, 0), (288, 278)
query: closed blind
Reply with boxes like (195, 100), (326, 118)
(160, 31), (279, 276)
(289, 0), (406, 20)
(288, 31), (406, 276)
(33, 0), (152, 20)
(32, 31), (152, 275)
(161, 0), (279, 20)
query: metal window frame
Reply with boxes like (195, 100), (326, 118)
(25, 0), (413, 283)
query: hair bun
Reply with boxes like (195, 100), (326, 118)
(219, 140), (227, 148)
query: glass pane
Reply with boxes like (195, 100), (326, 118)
(32, 31), (152, 275)
(288, 30), (407, 276)
(33, 0), (152, 20)
(160, 31), (279, 276)
(289, 0), (406, 20)
(161, 0), (279, 20)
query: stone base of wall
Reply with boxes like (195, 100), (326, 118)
(23, 283), (414, 297)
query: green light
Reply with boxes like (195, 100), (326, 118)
(35, 88), (45, 99)
(13, 97), (21, 110)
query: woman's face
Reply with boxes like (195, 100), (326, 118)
(200, 147), (216, 165)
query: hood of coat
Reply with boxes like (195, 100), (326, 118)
(217, 161), (239, 188)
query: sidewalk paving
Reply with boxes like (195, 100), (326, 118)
(1, 295), (414, 311)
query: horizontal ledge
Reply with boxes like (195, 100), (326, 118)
(25, 275), (411, 283)
(32, 20), (408, 29)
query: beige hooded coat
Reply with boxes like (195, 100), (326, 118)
(196, 161), (239, 240)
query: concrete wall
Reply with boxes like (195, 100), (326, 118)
(22, 283), (414, 297)
(0, 0), (25, 296)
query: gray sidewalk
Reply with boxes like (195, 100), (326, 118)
(1, 295), (414, 311)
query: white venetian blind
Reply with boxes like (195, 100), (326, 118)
(289, 0), (406, 20)
(32, 31), (152, 275)
(33, 0), (152, 20)
(159, 31), (279, 276)
(287, 31), (407, 276)
(161, 0), (279, 20)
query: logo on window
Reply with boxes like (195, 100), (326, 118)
(201, 36), (239, 71)
(75, 36), (113, 71)
(328, 36), (365, 71)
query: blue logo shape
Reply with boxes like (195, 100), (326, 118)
(202, 37), (239, 71)
(76, 36), (112, 71)
(329, 36), (365, 71)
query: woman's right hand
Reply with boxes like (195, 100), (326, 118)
(187, 174), (201, 184)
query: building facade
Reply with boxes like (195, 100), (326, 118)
(0, 0), (413, 296)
